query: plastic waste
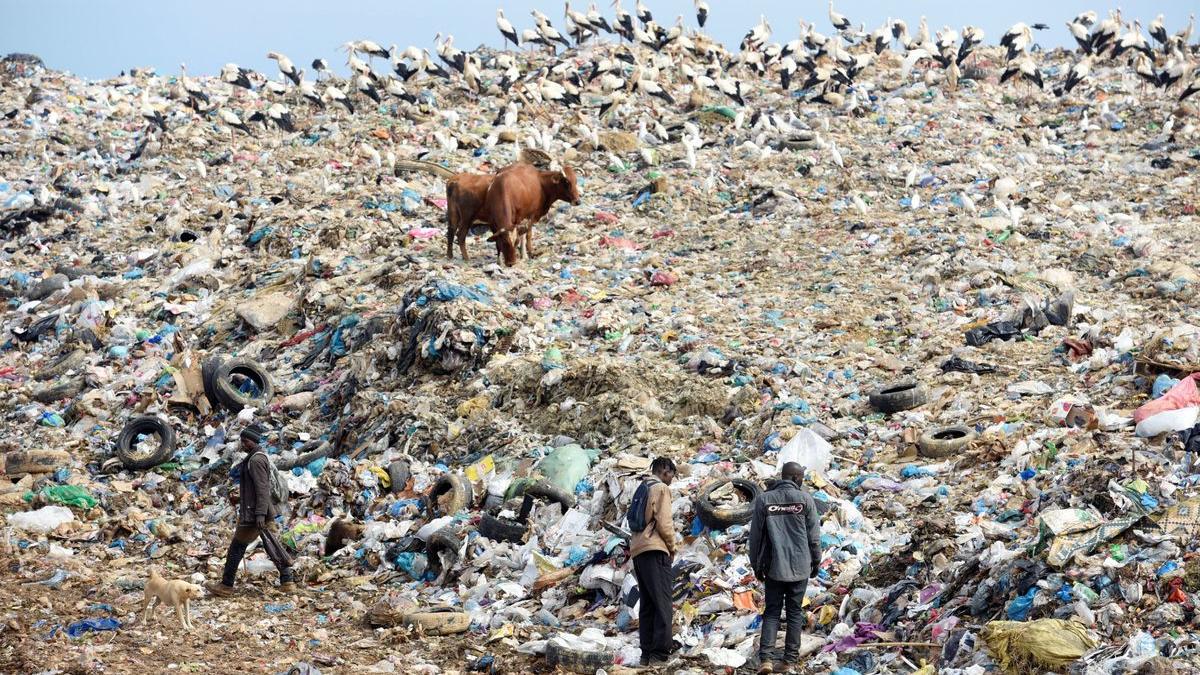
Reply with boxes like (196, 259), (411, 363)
(776, 428), (832, 475)
(7, 505), (75, 532)
(65, 617), (120, 638)
(38, 485), (98, 509)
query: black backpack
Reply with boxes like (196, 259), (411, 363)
(626, 478), (660, 533)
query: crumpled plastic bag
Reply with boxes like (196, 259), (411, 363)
(37, 484), (98, 509)
(1133, 373), (1200, 423)
(66, 617), (120, 638)
(7, 504), (75, 532)
(981, 619), (1097, 674)
(533, 444), (597, 494)
(776, 428), (832, 475)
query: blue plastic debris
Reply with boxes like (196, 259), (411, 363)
(66, 617), (120, 638)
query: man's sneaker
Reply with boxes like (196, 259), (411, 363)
(206, 581), (235, 597)
(757, 661), (775, 674)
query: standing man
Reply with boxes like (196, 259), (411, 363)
(629, 457), (678, 667)
(749, 462), (822, 674)
(207, 425), (296, 596)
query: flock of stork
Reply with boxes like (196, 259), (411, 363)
(135, 2), (1199, 161)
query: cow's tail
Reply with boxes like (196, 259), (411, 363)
(394, 159), (456, 179)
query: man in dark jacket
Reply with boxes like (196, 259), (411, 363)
(207, 425), (295, 596)
(748, 462), (822, 673)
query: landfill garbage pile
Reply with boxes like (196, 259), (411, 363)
(2, 16), (1200, 675)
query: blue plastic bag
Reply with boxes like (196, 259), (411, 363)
(66, 617), (120, 638)
(1007, 588), (1037, 620)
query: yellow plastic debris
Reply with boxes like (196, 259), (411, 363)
(982, 619), (1097, 674)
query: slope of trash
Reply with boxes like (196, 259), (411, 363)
(2, 39), (1200, 675)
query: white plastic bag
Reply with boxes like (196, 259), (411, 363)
(1135, 406), (1199, 437)
(776, 428), (832, 475)
(415, 515), (455, 541)
(7, 505), (74, 533)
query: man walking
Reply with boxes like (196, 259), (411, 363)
(207, 425), (296, 596)
(629, 457), (678, 667)
(749, 462), (822, 674)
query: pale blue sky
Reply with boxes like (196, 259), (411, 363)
(1, 1), (1195, 79)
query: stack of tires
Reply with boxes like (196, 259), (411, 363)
(106, 355), (274, 472)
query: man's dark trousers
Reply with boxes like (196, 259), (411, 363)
(759, 577), (807, 663)
(633, 550), (673, 661)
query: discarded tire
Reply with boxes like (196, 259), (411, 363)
(425, 473), (473, 517)
(478, 513), (528, 544)
(918, 425), (976, 459)
(115, 416), (177, 470)
(35, 349), (85, 381)
(869, 380), (928, 413)
(387, 460), (411, 494)
(4, 449), (71, 476)
(201, 356), (222, 409)
(545, 641), (615, 673)
(211, 358), (274, 411)
(695, 478), (761, 531)
(523, 479), (576, 513)
(426, 527), (464, 577)
(401, 606), (471, 635)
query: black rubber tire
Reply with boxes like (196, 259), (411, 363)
(478, 513), (528, 543)
(524, 479), (576, 513)
(4, 449), (72, 475)
(35, 349), (86, 381)
(387, 460), (411, 494)
(426, 527), (463, 575)
(918, 425), (976, 458)
(425, 474), (473, 517)
(201, 356), (222, 409)
(545, 641), (615, 673)
(869, 380), (928, 413)
(694, 478), (761, 530)
(212, 358), (274, 411)
(115, 416), (177, 470)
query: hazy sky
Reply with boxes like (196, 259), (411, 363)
(2, 1), (1196, 80)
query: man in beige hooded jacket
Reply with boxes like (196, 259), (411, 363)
(629, 457), (677, 667)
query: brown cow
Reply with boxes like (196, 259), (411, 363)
(445, 172), (495, 260)
(396, 160), (516, 261)
(395, 159), (495, 260)
(482, 164), (581, 266)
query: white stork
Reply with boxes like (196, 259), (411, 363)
(267, 52), (301, 86)
(828, 0), (851, 32)
(324, 85), (354, 113)
(218, 108), (252, 136)
(497, 10), (520, 48)
(999, 22), (1033, 61)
